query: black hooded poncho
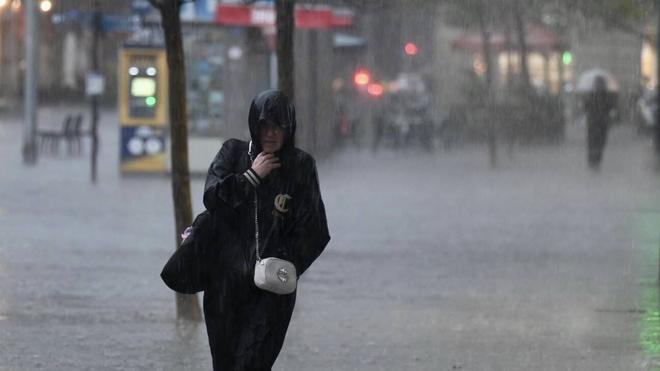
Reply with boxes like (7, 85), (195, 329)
(162, 90), (330, 370)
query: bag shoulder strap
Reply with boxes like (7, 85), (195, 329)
(249, 141), (262, 262)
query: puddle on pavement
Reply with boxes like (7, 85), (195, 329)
(635, 210), (660, 369)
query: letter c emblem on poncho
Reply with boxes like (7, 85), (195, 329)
(274, 194), (292, 213)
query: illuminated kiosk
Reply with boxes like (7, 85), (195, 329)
(118, 45), (168, 174)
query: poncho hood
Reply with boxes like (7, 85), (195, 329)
(248, 90), (297, 154)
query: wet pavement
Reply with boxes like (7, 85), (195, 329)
(2, 107), (660, 370)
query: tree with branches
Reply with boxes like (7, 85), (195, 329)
(443, 0), (500, 166)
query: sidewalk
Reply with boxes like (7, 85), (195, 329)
(0, 107), (213, 370)
(2, 106), (660, 370)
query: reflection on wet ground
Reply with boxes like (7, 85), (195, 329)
(1, 110), (660, 370)
(636, 209), (660, 370)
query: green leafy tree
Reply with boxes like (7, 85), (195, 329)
(556, 0), (654, 42)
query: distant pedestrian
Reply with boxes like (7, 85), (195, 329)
(583, 75), (617, 170)
(161, 89), (330, 370)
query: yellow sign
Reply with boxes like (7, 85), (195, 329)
(119, 46), (169, 173)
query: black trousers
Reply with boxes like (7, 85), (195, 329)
(587, 121), (608, 168)
(203, 268), (296, 371)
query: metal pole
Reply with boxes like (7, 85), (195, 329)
(270, 51), (278, 89)
(90, 1), (101, 183)
(478, 0), (497, 168)
(363, 13), (375, 150)
(22, 0), (38, 165)
(8, 2), (18, 98)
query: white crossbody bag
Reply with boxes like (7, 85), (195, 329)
(250, 142), (297, 295)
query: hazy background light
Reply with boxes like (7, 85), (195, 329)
(39, 0), (52, 13)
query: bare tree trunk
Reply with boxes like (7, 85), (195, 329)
(504, 11), (514, 94)
(276, 0), (295, 100)
(512, 0), (531, 91)
(477, 0), (497, 168)
(150, 0), (201, 322)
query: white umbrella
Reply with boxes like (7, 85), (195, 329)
(575, 68), (619, 93)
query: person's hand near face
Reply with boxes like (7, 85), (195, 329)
(251, 152), (280, 179)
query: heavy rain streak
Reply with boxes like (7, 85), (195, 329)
(2, 0), (660, 370)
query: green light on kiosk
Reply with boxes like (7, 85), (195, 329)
(562, 51), (573, 65)
(145, 96), (157, 107)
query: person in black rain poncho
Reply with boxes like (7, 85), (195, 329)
(162, 90), (330, 370)
(583, 75), (617, 170)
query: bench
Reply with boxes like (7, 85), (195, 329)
(38, 113), (85, 155)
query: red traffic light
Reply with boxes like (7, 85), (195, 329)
(354, 69), (371, 86)
(404, 42), (418, 56)
(367, 83), (384, 97)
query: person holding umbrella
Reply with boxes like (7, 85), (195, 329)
(581, 74), (618, 170)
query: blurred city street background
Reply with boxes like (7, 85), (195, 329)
(3, 0), (660, 370)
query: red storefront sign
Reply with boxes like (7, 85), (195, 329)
(217, 4), (354, 29)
